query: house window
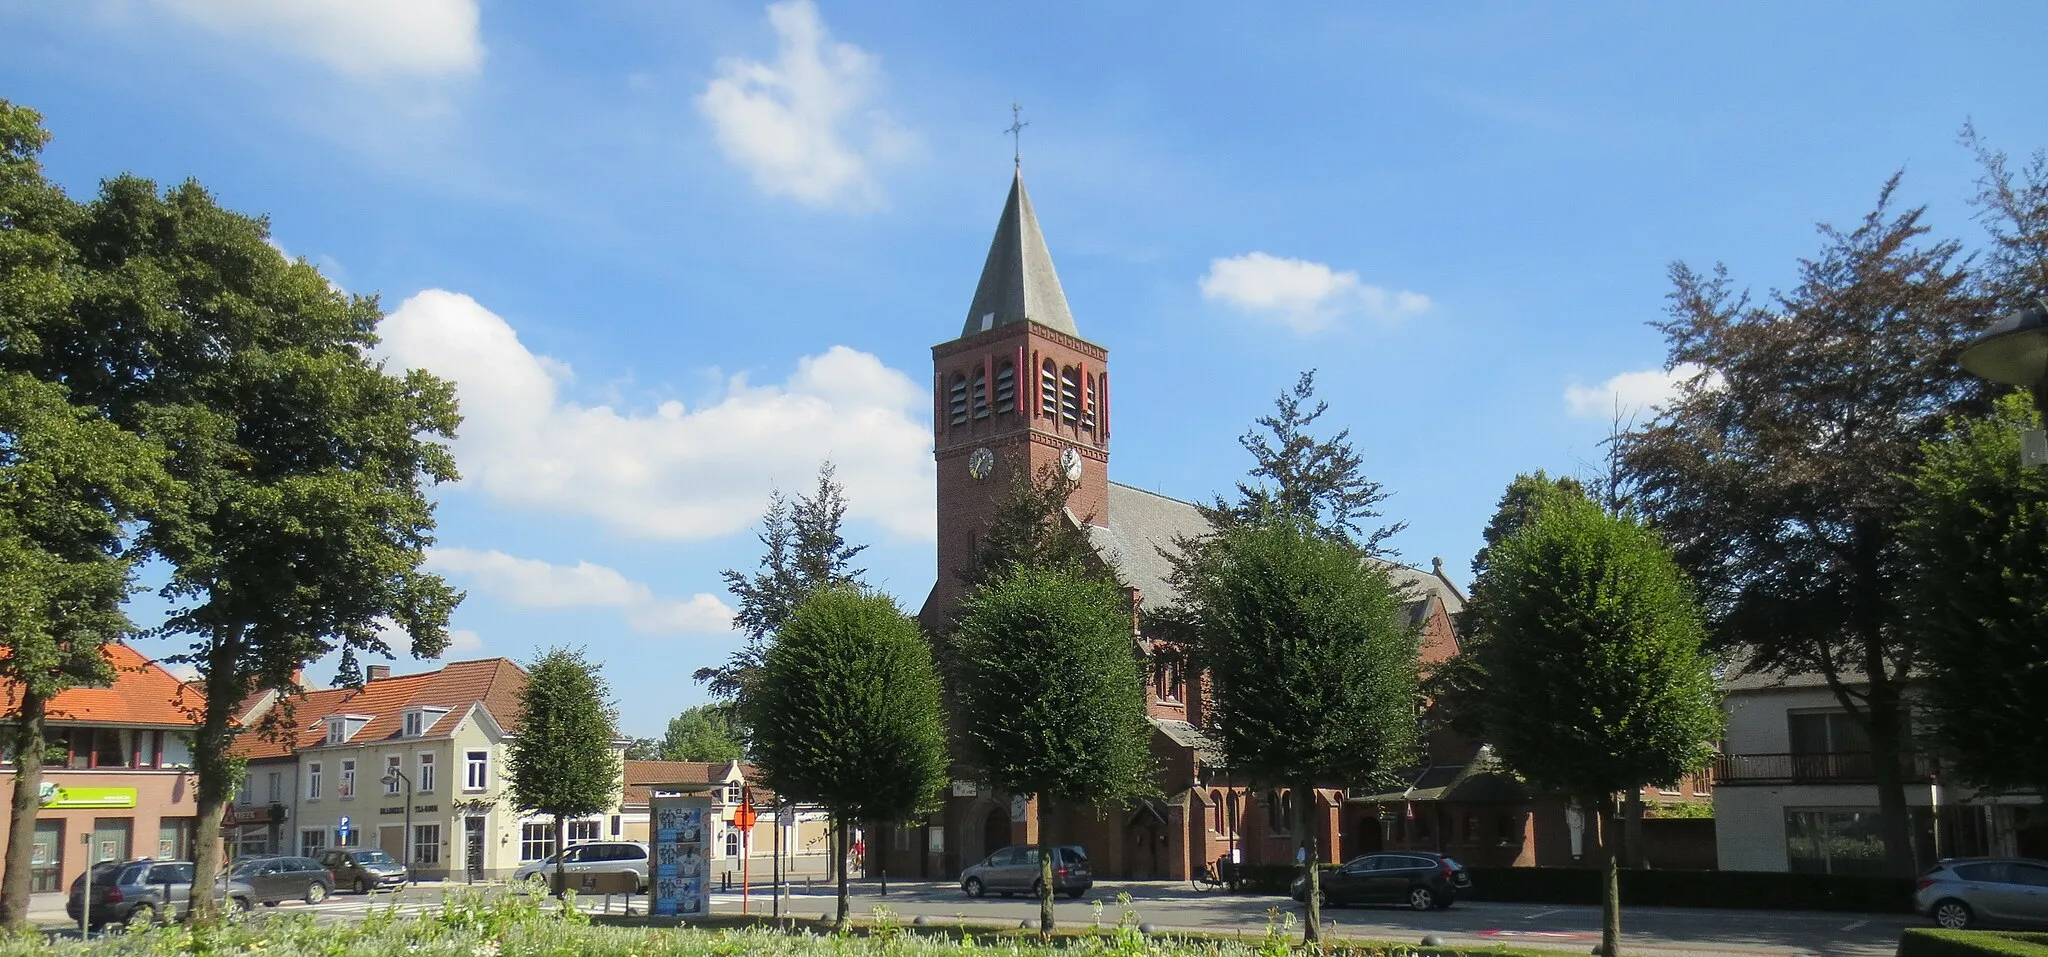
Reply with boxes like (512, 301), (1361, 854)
(971, 369), (989, 419)
(1691, 774), (1711, 796)
(385, 756), (403, 795)
(520, 823), (555, 862)
(726, 783), (742, 805)
(1786, 808), (1886, 876)
(465, 750), (488, 791)
(948, 374), (969, 426)
(1039, 361), (1058, 416)
(418, 753), (436, 793)
(237, 774), (254, 807)
(325, 718), (347, 746)
(1788, 710), (1870, 755)
(403, 711), (424, 738)
(336, 827), (359, 848)
(994, 361), (1016, 411)
(725, 830), (741, 858)
(1059, 367), (1081, 424)
(92, 729), (129, 768)
(160, 733), (191, 769)
(338, 760), (356, 799)
(266, 772), (281, 805)
(413, 824), (441, 865)
(567, 820), (600, 845)
(300, 829), (327, 856)
(307, 762), (323, 800)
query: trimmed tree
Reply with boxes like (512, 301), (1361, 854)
(1468, 493), (1723, 957)
(1901, 392), (2048, 808)
(949, 563), (1153, 937)
(659, 704), (745, 763)
(1175, 517), (1419, 944)
(508, 647), (623, 900)
(743, 587), (949, 929)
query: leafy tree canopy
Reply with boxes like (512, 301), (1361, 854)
(1204, 371), (1403, 556)
(508, 647), (622, 819)
(961, 462), (1109, 591)
(659, 703), (746, 764)
(1901, 392), (2048, 800)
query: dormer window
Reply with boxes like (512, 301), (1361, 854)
(402, 706), (450, 739)
(324, 714), (371, 746)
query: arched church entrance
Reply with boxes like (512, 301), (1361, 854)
(1125, 802), (1168, 879)
(982, 804), (1011, 858)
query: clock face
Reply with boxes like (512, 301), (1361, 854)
(1060, 447), (1082, 481)
(967, 447), (995, 480)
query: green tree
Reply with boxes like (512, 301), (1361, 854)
(1901, 392), (2048, 804)
(1470, 470), (1587, 576)
(696, 463), (866, 704)
(1615, 176), (1983, 876)
(622, 738), (661, 761)
(660, 704), (745, 763)
(508, 647), (623, 899)
(743, 587), (949, 929)
(949, 563), (1153, 936)
(0, 110), (463, 918)
(1204, 370), (1403, 555)
(1176, 518), (1419, 943)
(961, 462), (1106, 590)
(1469, 494), (1722, 957)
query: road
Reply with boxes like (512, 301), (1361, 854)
(40, 879), (1923, 957)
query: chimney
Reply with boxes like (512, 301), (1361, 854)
(366, 665), (392, 682)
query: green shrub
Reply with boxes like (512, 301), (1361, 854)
(1897, 929), (2048, 957)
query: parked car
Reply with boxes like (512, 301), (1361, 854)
(511, 842), (650, 893)
(1290, 852), (1471, 911)
(960, 845), (1093, 900)
(319, 848), (409, 893)
(67, 860), (198, 929)
(223, 855), (334, 909)
(1916, 858), (2048, 929)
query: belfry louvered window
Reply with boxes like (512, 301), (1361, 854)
(971, 370), (989, 419)
(1040, 361), (1059, 416)
(1060, 367), (1081, 425)
(948, 374), (969, 426)
(1082, 374), (1097, 430)
(994, 362), (1016, 412)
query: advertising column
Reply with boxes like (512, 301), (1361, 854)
(649, 794), (712, 919)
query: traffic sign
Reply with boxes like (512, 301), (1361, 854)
(732, 797), (757, 831)
(338, 815), (352, 840)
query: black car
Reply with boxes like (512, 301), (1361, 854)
(1291, 852), (1471, 911)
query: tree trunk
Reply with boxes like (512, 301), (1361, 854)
(1597, 794), (1621, 957)
(1035, 795), (1056, 938)
(1623, 789), (1646, 869)
(833, 813), (851, 931)
(1298, 782), (1321, 945)
(0, 694), (48, 930)
(551, 815), (567, 900)
(1864, 679), (1920, 877)
(188, 663), (239, 925)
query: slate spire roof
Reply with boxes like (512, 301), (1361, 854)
(961, 169), (1079, 339)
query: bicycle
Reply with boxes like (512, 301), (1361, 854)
(1191, 858), (1236, 892)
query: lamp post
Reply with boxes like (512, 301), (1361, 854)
(382, 769), (414, 885)
(1960, 299), (2048, 463)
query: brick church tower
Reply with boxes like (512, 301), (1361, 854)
(922, 170), (1109, 626)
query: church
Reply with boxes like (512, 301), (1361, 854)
(875, 169), (1630, 884)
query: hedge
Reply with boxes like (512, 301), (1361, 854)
(1458, 866), (1913, 913)
(1897, 930), (2048, 957)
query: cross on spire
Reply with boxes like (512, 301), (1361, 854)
(1005, 102), (1029, 168)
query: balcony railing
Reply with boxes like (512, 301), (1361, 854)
(1714, 751), (1938, 786)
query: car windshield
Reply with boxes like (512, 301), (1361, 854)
(355, 850), (395, 865)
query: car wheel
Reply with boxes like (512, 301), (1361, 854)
(1318, 887), (1335, 909)
(124, 904), (159, 930)
(232, 896), (253, 914)
(354, 878), (369, 895)
(1933, 899), (1973, 930)
(964, 877), (985, 898)
(1409, 886), (1437, 911)
(306, 882), (327, 905)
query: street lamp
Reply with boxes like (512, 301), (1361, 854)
(1959, 299), (2048, 467)
(382, 769), (414, 885)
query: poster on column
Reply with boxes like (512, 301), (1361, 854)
(650, 793), (711, 919)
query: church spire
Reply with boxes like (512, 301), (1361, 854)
(961, 169), (1078, 339)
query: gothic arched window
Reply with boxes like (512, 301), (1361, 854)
(948, 374), (968, 426)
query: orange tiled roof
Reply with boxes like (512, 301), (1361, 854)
(0, 643), (203, 727)
(237, 658), (527, 761)
(621, 760), (762, 808)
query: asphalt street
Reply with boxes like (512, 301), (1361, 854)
(39, 879), (1923, 957)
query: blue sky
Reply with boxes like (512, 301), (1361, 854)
(5, 1), (2045, 736)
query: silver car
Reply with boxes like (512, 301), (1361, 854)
(511, 841), (649, 893)
(960, 845), (1092, 900)
(1916, 858), (2048, 929)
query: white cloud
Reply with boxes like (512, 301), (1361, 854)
(447, 629), (485, 655)
(427, 548), (734, 636)
(1198, 252), (1430, 334)
(1564, 363), (1713, 419)
(151, 0), (484, 78)
(376, 289), (934, 542)
(695, 0), (914, 209)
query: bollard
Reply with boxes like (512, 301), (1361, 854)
(1138, 923), (1158, 935)
(913, 915), (931, 926)
(1019, 919), (1032, 930)
(1421, 935), (1445, 948)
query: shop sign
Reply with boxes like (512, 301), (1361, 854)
(38, 784), (137, 810)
